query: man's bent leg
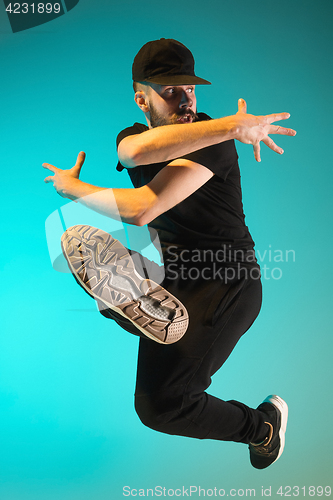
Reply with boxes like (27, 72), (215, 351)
(135, 274), (268, 444)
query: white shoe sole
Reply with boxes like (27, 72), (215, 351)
(263, 394), (288, 464)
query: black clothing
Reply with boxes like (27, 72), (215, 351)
(116, 113), (255, 254)
(135, 265), (263, 442)
(113, 113), (266, 445)
(100, 255), (264, 443)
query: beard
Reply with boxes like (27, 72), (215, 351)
(149, 103), (198, 128)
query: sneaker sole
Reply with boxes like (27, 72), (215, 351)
(61, 225), (189, 344)
(263, 394), (288, 464)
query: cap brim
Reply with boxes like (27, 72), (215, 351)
(143, 74), (211, 85)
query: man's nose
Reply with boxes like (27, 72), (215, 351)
(179, 91), (192, 109)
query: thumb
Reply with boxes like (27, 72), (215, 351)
(238, 98), (247, 114)
(74, 151), (86, 170)
(72, 151), (86, 175)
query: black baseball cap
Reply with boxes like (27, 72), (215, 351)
(132, 38), (211, 86)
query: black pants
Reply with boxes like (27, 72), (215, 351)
(101, 256), (266, 445)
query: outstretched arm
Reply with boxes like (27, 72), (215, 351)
(118, 98), (296, 167)
(43, 152), (213, 225)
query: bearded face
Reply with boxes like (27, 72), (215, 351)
(149, 101), (198, 128)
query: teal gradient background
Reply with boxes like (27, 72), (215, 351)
(0, 0), (332, 498)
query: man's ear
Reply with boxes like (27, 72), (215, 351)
(134, 90), (150, 113)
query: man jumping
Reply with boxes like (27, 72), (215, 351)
(43, 38), (296, 469)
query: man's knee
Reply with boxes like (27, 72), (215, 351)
(134, 393), (183, 433)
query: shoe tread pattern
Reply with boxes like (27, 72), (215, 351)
(61, 225), (189, 344)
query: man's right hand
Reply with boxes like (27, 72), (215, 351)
(234, 98), (296, 162)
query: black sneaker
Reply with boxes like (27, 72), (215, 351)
(249, 395), (288, 469)
(61, 225), (189, 344)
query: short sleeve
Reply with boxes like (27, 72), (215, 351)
(116, 123), (148, 171)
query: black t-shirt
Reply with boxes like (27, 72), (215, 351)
(116, 113), (256, 260)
